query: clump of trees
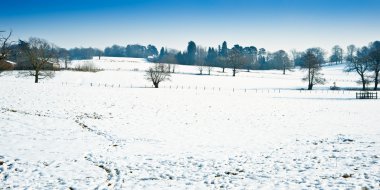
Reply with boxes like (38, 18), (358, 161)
(68, 47), (102, 60)
(173, 41), (257, 76)
(266, 50), (292, 74)
(228, 45), (247, 77)
(155, 47), (178, 73)
(329, 45), (343, 64)
(104, 44), (158, 58)
(345, 41), (380, 90)
(145, 63), (171, 88)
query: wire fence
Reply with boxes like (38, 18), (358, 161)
(56, 81), (364, 95)
(2, 79), (374, 96)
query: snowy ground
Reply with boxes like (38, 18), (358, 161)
(0, 57), (379, 189)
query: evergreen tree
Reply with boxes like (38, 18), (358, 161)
(146, 45), (158, 57)
(206, 47), (218, 67)
(218, 41), (228, 72)
(186, 41), (196, 65)
(221, 41), (228, 58)
(258, 48), (267, 69)
(159, 47), (165, 60)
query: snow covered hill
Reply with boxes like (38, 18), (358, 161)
(0, 57), (379, 189)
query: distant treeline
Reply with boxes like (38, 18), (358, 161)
(1, 39), (361, 72)
(1, 30), (379, 90)
(2, 32), (378, 74)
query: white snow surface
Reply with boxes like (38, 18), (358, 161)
(0, 57), (379, 189)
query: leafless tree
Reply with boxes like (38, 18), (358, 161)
(228, 45), (247, 77)
(346, 44), (356, 63)
(0, 30), (13, 73)
(281, 52), (292, 75)
(19, 37), (56, 83)
(63, 51), (71, 69)
(270, 50), (292, 74)
(145, 63), (171, 88)
(301, 48), (326, 90)
(216, 56), (227, 73)
(196, 47), (207, 75)
(171, 64), (176, 73)
(369, 41), (380, 90)
(290, 49), (298, 65)
(207, 65), (213, 75)
(330, 45), (343, 64)
(0, 30), (12, 61)
(158, 49), (177, 73)
(345, 46), (371, 90)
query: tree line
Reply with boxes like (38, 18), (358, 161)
(1, 30), (379, 90)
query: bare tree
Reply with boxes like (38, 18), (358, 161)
(290, 49), (304, 67)
(345, 46), (371, 90)
(19, 37), (56, 83)
(158, 49), (177, 73)
(281, 52), (292, 74)
(330, 45), (343, 64)
(63, 50), (71, 69)
(207, 65), (213, 75)
(228, 45), (247, 77)
(0, 30), (12, 61)
(346, 44), (356, 63)
(145, 63), (171, 88)
(216, 56), (227, 73)
(369, 41), (380, 90)
(0, 30), (13, 73)
(269, 50), (292, 74)
(290, 49), (298, 65)
(301, 48), (326, 90)
(196, 47), (207, 75)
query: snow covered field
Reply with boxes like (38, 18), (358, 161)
(0, 57), (379, 189)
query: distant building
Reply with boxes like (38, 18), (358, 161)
(47, 60), (61, 71)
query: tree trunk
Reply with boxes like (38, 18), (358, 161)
(154, 82), (159, 88)
(374, 70), (379, 91)
(308, 83), (313, 90)
(361, 75), (366, 91)
(232, 68), (236, 77)
(307, 67), (311, 90)
(34, 71), (39, 83)
(283, 67), (285, 75)
(222, 67), (225, 73)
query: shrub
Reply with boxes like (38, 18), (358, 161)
(73, 61), (102, 72)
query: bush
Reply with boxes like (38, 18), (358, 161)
(73, 61), (102, 72)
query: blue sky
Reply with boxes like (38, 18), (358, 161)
(1, 0), (379, 52)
